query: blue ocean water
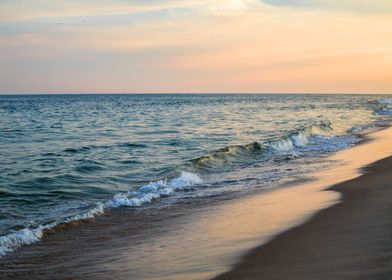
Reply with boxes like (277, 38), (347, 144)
(0, 94), (391, 256)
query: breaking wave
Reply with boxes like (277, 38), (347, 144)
(2, 101), (391, 258)
(192, 120), (333, 169)
(0, 172), (202, 257)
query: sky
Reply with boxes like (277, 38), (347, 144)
(0, 0), (391, 94)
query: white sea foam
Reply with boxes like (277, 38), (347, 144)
(0, 224), (53, 257)
(107, 172), (202, 207)
(267, 132), (309, 152)
(268, 139), (295, 152)
(291, 132), (308, 147)
(0, 172), (202, 257)
(65, 202), (105, 223)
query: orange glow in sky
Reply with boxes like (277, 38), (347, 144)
(0, 0), (391, 93)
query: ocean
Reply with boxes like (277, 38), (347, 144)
(0, 94), (391, 257)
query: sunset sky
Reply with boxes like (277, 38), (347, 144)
(1, 0), (391, 94)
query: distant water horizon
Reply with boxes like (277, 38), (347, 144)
(1, 93), (391, 96)
(1, 94), (391, 256)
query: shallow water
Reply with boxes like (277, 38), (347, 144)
(0, 94), (391, 255)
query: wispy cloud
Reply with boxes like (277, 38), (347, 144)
(0, 0), (242, 22)
(0, 0), (391, 93)
(262, 0), (392, 13)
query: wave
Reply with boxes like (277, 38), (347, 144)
(374, 99), (392, 116)
(0, 172), (202, 257)
(106, 172), (202, 207)
(192, 120), (333, 169)
(1, 114), (384, 257)
(120, 142), (148, 148)
(192, 142), (264, 169)
(0, 224), (54, 257)
(64, 147), (91, 153)
(376, 109), (392, 116)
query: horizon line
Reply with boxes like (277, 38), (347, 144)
(0, 92), (391, 96)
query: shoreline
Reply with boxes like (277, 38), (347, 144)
(213, 156), (392, 280)
(1, 127), (392, 280)
(212, 127), (392, 279)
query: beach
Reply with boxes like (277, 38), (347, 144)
(213, 126), (392, 280)
(214, 156), (392, 280)
(0, 100), (391, 280)
(2, 0), (392, 278)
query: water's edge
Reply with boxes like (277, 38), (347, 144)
(209, 125), (392, 279)
(2, 127), (391, 280)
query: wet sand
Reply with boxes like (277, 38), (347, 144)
(214, 155), (392, 280)
(1, 128), (392, 280)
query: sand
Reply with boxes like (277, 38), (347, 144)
(213, 155), (392, 280)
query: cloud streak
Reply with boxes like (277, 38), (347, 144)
(262, 0), (392, 13)
(0, 0), (391, 93)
